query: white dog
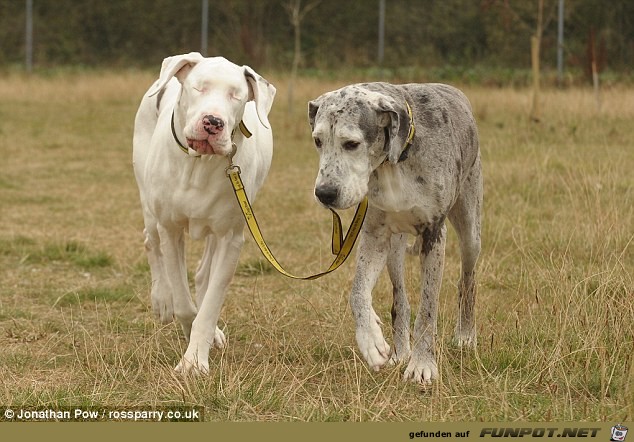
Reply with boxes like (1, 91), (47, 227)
(133, 52), (276, 374)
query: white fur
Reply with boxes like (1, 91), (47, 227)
(133, 53), (276, 374)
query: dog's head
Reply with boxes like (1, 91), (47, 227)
(308, 84), (412, 209)
(149, 52), (276, 156)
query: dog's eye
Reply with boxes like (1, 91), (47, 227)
(229, 89), (242, 101)
(314, 137), (322, 148)
(343, 140), (360, 151)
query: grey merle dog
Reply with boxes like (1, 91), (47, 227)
(308, 82), (482, 384)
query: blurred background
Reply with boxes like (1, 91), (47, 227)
(2, 0), (632, 86)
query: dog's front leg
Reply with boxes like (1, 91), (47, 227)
(404, 223), (447, 384)
(175, 231), (244, 375)
(351, 217), (392, 371)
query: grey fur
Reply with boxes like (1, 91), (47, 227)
(308, 82), (482, 384)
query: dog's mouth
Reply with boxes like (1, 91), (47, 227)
(186, 138), (232, 156)
(314, 182), (363, 210)
(187, 138), (216, 155)
(322, 200), (357, 211)
(184, 117), (233, 155)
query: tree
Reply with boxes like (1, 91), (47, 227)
(284, 0), (321, 114)
(530, 0), (545, 122)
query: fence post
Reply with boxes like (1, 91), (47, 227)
(201, 0), (208, 56)
(557, 0), (564, 87)
(26, 0), (33, 73)
(378, 0), (385, 67)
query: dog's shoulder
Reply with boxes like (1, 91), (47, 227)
(402, 84), (475, 133)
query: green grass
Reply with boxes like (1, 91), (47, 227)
(0, 70), (631, 421)
(53, 286), (139, 307)
(236, 258), (276, 277)
(0, 237), (113, 269)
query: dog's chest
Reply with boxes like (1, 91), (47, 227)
(368, 166), (440, 230)
(146, 158), (240, 231)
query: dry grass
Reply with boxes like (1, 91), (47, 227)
(0, 70), (632, 421)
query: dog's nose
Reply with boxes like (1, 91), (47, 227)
(315, 185), (339, 206)
(202, 115), (224, 134)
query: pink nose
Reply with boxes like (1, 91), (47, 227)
(202, 115), (224, 135)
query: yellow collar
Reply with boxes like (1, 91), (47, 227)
(404, 101), (416, 147)
(383, 101), (416, 164)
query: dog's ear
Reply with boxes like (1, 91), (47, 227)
(377, 96), (412, 164)
(147, 52), (204, 97)
(243, 66), (276, 129)
(307, 98), (322, 132)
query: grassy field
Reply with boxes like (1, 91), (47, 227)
(0, 70), (632, 421)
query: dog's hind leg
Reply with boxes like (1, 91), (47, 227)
(448, 154), (482, 348)
(143, 221), (174, 324)
(404, 222), (446, 384)
(195, 235), (215, 307)
(157, 224), (198, 341)
(387, 233), (411, 364)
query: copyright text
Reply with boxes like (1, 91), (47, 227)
(2, 406), (203, 422)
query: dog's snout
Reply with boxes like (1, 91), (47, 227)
(315, 184), (339, 206)
(202, 115), (224, 134)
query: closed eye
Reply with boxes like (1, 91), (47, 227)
(229, 88), (243, 101)
(342, 140), (360, 151)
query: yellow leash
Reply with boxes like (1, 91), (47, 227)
(225, 151), (367, 280)
(174, 100), (415, 279)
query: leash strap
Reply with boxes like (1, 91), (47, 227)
(170, 109), (366, 278)
(226, 163), (367, 280)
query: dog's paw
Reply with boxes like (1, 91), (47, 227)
(403, 353), (438, 385)
(355, 316), (390, 371)
(174, 354), (209, 376)
(390, 332), (411, 365)
(151, 288), (174, 324)
(453, 328), (477, 348)
(175, 328), (225, 375)
(388, 347), (411, 366)
(212, 326), (226, 349)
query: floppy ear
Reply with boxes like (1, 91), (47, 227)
(243, 66), (276, 129)
(377, 96), (412, 164)
(307, 97), (322, 132)
(147, 52), (204, 97)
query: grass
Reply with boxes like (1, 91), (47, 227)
(0, 69), (632, 421)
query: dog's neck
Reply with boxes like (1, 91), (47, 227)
(171, 110), (190, 154)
